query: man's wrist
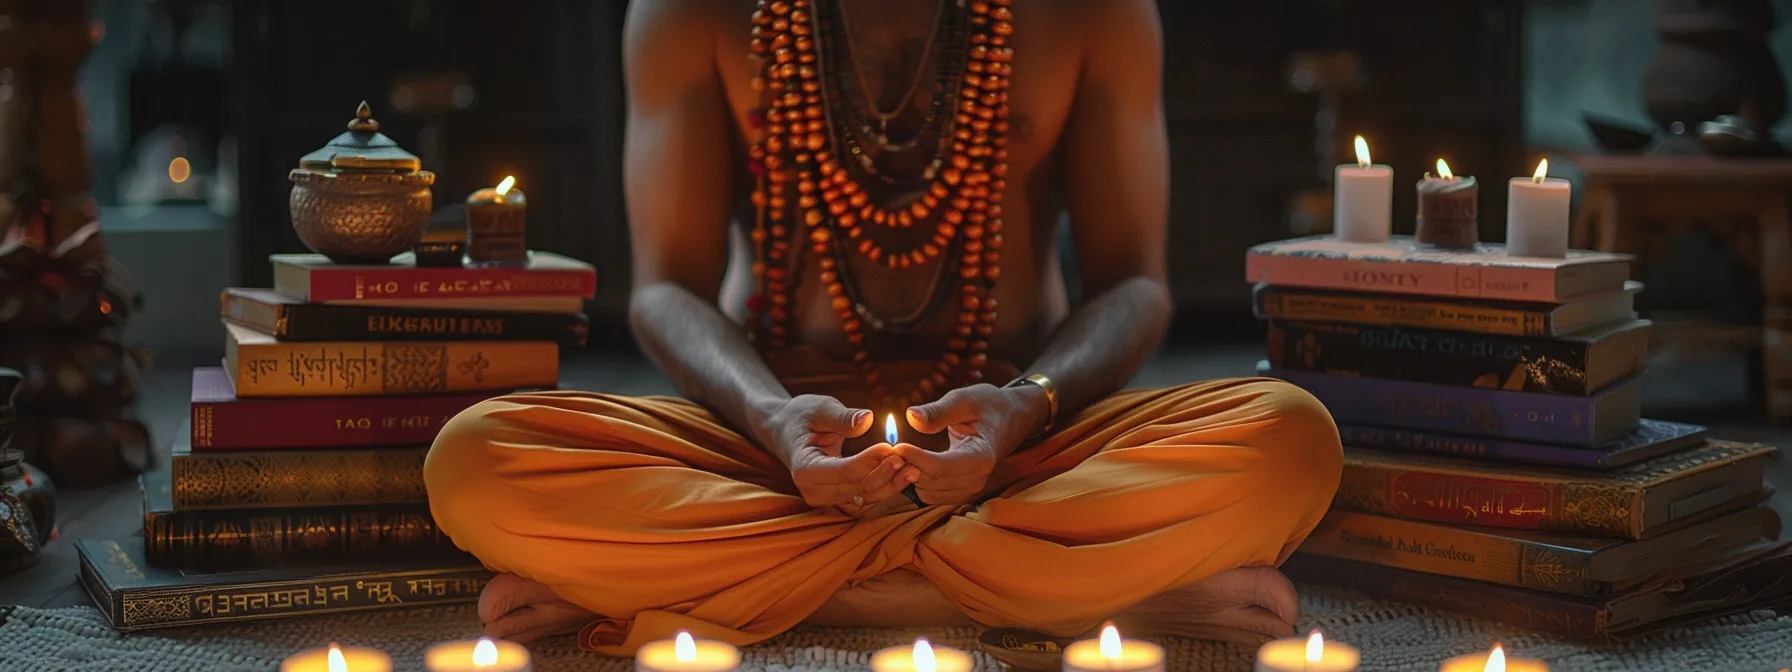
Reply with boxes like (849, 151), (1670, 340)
(743, 393), (794, 463)
(1004, 377), (1055, 446)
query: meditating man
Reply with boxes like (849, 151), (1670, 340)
(424, 0), (1343, 655)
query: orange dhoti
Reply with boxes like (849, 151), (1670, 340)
(423, 375), (1342, 655)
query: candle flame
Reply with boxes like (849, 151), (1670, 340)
(675, 631), (696, 662)
(327, 644), (347, 672)
(168, 157), (191, 184)
(1533, 158), (1549, 183)
(1354, 136), (1371, 167)
(913, 638), (936, 672)
(885, 413), (898, 445)
(1484, 644), (1506, 672)
(496, 175), (516, 195)
(1306, 630), (1324, 663)
(1099, 623), (1122, 660)
(1436, 159), (1454, 180)
(473, 638), (498, 667)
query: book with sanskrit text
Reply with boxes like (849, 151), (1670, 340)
(222, 322), (557, 397)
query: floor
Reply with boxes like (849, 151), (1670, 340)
(4, 333), (1789, 612)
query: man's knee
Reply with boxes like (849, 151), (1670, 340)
(1238, 379), (1343, 509)
(424, 399), (519, 530)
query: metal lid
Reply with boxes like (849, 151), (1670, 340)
(297, 101), (421, 173)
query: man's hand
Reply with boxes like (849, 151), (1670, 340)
(895, 384), (1051, 506)
(761, 395), (912, 508)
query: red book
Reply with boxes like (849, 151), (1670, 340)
(189, 367), (499, 450)
(271, 251), (597, 302)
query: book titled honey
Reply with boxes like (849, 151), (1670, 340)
(221, 322), (557, 397)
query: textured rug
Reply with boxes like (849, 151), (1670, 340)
(2, 587), (1791, 671)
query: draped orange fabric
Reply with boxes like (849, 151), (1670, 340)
(424, 374), (1341, 656)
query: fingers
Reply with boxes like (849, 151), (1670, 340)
(907, 388), (981, 434)
(1215, 567), (1299, 626)
(891, 441), (987, 479)
(810, 397), (874, 438)
(859, 455), (913, 503)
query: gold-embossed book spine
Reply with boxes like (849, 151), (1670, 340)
(1335, 456), (1644, 538)
(142, 504), (460, 570)
(171, 446), (428, 510)
(1298, 510), (1597, 595)
(223, 322), (557, 397)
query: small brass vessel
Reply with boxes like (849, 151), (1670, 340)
(288, 102), (436, 264)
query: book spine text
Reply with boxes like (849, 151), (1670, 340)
(1255, 289), (1546, 337)
(172, 448), (428, 509)
(1336, 458), (1641, 537)
(1336, 425), (1617, 469)
(1268, 321), (1597, 395)
(1297, 511), (1597, 595)
(230, 340), (557, 397)
(1246, 253), (1568, 301)
(309, 267), (595, 301)
(144, 505), (460, 570)
(192, 393), (490, 449)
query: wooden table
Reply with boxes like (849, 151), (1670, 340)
(1568, 154), (1792, 423)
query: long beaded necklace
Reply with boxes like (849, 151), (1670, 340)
(746, 0), (1014, 408)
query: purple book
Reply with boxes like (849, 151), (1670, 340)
(1336, 419), (1708, 470)
(1260, 362), (1643, 447)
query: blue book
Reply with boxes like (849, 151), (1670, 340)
(1259, 362), (1643, 446)
(1335, 419), (1709, 470)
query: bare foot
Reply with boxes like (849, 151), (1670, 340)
(1108, 567), (1299, 647)
(478, 572), (599, 643)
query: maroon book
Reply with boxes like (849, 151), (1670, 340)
(189, 367), (498, 450)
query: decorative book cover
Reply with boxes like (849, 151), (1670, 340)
(190, 367), (500, 450)
(1334, 440), (1778, 539)
(1267, 318), (1652, 396)
(222, 323), (558, 398)
(142, 472), (459, 570)
(1252, 282), (1642, 338)
(1245, 235), (1634, 302)
(272, 250), (596, 302)
(223, 287), (589, 346)
(1336, 419), (1709, 470)
(172, 420), (427, 510)
(77, 537), (489, 632)
(1262, 363), (1643, 446)
(1296, 506), (1781, 596)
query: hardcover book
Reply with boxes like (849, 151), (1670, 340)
(223, 287), (589, 346)
(1262, 363), (1643, 446)
(1267, 318), (1652, 396)
(1334, 440), (1778, 539)
(222, 323), (558, 398)
(272, 250), (596, 302)
(172, 420), (427, 510)
(1336, 419), (1708, 470)
(1245, 235), (1633, 302)
(78, 537), (489, 632)
(1295, 505), (1781, 596)
(321, 295), (586, 313)
(190, 367), (499, 450)
(1251, 281), (1642, 338)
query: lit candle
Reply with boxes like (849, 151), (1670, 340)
(424, 637), (532, 672)
(1062, 623), (1165, 672)
(1332, 135), (1393, 243)
(885, 413), (899, 445)
(1438, 643), (1548, 672)
(869, 638), (975, 672)
(635, 631), (741, 672)
(1254, 630), (1359, 672)
(280, 643), (392, 672)
(1504, 159), (1572, 258)
(1416, 158), (1479, 249)
(465, 175), (528, 267)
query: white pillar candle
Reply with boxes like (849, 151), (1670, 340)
(635, 631), (741, 672)
(1255, 631), (1359, 672)
(1505, 159), (1572, 258)
(1438, 643), (1548, 672)
(424, 638), (532, 672)
(1333, 135), (1393, 243)
(280, 643), (392, 672)
(1062, 624), (1164, 672)
(870, 638), (974, 672)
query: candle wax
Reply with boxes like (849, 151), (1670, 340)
(868, 643), (975, 672)
(465, 184), (528, 267)
(279, 646), (392, 672)
(1253, 637), (1359, 672)
(424, 639), (533, 672)
(1061, 638), (1165, 672)
(635, 636), (741, 672)
(1505, 177), (1571, 258)
(1438, 651), (1550, 672)
(1416, 176), (1480, 249)
(1333, 164), (1393, 243)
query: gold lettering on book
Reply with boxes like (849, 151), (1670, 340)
(336, 417), (371, 429)
(366, 315), (508, 337)
(359, 580), (402, 604)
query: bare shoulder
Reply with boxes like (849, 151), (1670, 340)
(622, 0), (730, 57)
(1055, 0), (1161, 48)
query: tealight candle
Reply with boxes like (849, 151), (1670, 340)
(635, 631), (741, 672)
(424, 637), (532, 672)
(870, 637), (974, 672)
(1504, 159), (1571, 258)
(280, 643), (392, 672)
(1062, 623), (1164, 672)
(1332, 135), (1393, 243)
(1438, 644), (1548, 672)
(1255, 630), (1358, 672)
(465, 175), (528, 267)
(1416, 158), (1479, 249)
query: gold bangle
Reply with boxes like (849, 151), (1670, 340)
(1005, 373), (1058, 436)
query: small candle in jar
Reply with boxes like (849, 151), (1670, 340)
(1416, 159), (1479, 249)
(1255, 630), (1358, 672)
(635, 631), (741, 672)
(870, 638), (974, 672)
(1062, 623), (1164, 672)
(424, 637), (532, 672)
(1333, 135), (1393, 243)
(1504, 159), (1572, 258)
(466, 175), (528, 267)
(280, 643), (392, 672)
(1438, 643), (1548, 672)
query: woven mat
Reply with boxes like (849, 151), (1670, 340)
(3, 587), (1790, 671)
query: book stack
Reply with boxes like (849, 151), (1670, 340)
(1245, 235), (1792, 642)
(77, 251), (596, 632)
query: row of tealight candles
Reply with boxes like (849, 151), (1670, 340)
(1333, 135), (1572, 258)
(278, 625), (1544, 671)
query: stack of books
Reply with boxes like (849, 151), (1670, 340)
(1245, 235), (1792, 642)
(76, 251), (595, 632)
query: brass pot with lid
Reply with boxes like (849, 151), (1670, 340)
(288, 102), (436, 264)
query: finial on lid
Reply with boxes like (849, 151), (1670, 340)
(348, 101), (380, 132)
